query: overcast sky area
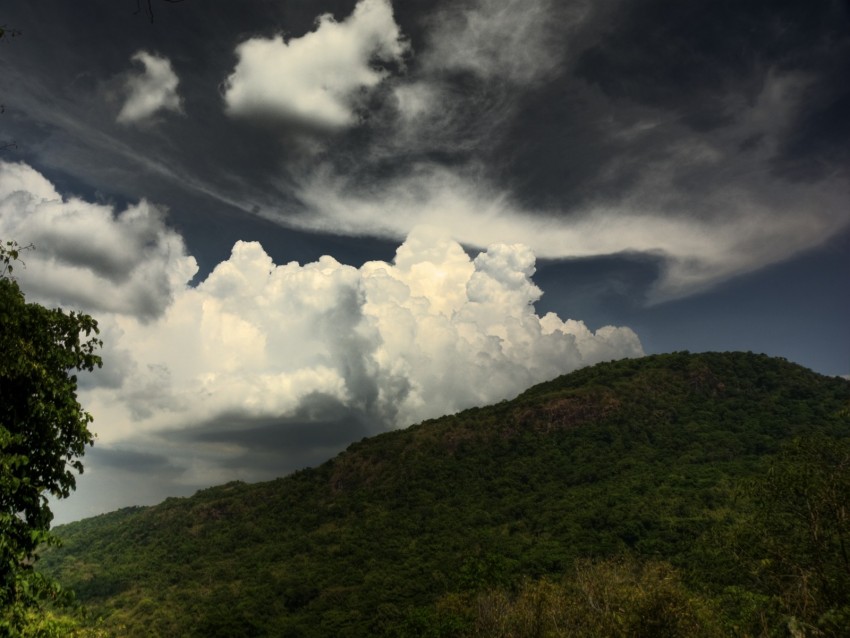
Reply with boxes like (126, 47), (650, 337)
(1, 0), (848, 523)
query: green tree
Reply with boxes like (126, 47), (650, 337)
(746, 435), (850, 635)
(0, 241), (102, 633)
(0, 24), (22, 40)
(466, 557), (723, 638)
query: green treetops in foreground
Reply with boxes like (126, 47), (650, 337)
(0, 241), (103, 635)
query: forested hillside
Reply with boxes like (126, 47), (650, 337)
(39, 352), (850, 637)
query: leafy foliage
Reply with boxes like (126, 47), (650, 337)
(38, 352), (850, 636)
(456, 556), (723, 637)
(0, 24), (22, 40)
(0, 241), (103, 634)
(719, 435), (850, 635)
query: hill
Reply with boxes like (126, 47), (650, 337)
(39, 352), (850, 636)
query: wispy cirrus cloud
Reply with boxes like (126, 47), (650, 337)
(420, 0), (587, 83)
(5, 0), (847, 306)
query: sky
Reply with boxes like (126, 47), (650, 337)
(1, 0), (848, 523)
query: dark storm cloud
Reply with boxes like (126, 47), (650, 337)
(774, 81), (850, 181)
(167, 394), (374, 475)
(575, 0), (843, 115)
(495, 0), (850, 208)
(88, 446), (184, 477)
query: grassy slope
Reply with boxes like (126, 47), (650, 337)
(39, 352), (850, 636)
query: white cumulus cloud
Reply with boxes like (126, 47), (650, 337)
(81, 225), (642, 446)
(222, 0), (408, 129)
(117, 51), (183, 124)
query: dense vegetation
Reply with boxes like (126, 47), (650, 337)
(0, 241), (104, 637)
(39, 352), (850, 636)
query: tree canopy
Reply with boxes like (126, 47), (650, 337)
(0, 241), (102, 632)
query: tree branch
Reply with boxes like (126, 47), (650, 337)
(134, 0), (189, 23)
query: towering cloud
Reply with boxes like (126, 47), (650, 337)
(222, 0), (408, 129)
(82, 226), (642, 443)
(1, 163), (642, 499)
(117, 51), (183, 124)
